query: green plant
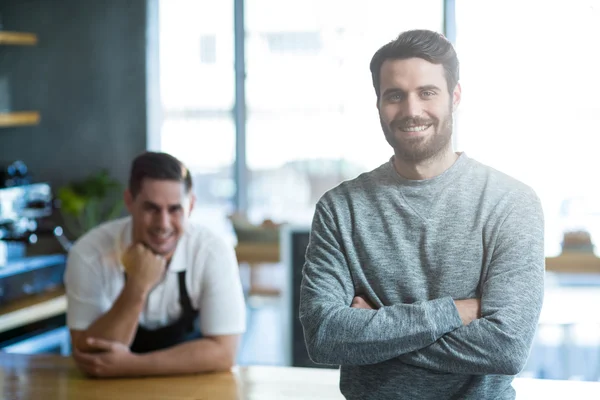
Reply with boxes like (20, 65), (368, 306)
(57, 169), (124, 238)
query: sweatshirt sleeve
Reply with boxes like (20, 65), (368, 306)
(398, 191), (545, 375)
(299, 199), (463, 366)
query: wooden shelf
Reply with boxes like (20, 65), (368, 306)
(0, 289), (66, 334)
(236, 243), (280, 264)
(546, 252), (600, 274)
(0, 111), (40, 127)
(0, 31), (38, 46)
(236, 243), (281, 297)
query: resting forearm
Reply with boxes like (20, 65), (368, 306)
(300, 296), (462, 366)
(77, 282), (147, 351)
(134, 338), (235, 376)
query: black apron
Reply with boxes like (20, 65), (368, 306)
(129, 270), (201, 354)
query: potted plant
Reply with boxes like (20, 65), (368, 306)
(56, 169), (124, 239)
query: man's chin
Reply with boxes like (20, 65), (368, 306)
(142, 241), (175, 257)
(390, 134), (453, 163)
(388, 139), (429, 160)
(153, 246), (176, 257)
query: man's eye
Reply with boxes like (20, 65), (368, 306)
(422, 91), (435, 97)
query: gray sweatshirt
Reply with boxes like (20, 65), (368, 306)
(299, 153), (545, 400)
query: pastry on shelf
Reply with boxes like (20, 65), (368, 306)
(561, 230), (595, 254)
(229, 213), (282, 244)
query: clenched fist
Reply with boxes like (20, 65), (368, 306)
(454, 299), (481, 326)
(351, 295), (377, 310)
(120, 243), (167, 292)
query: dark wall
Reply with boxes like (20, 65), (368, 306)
(0, 0), (149, 189)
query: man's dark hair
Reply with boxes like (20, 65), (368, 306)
(369, 29), (459, 100)
(128, 151), (192, 197)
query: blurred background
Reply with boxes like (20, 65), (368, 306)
(0, 0), (599, 386)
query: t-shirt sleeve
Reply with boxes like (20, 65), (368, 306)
(64, 250), (110, 331)
(197, 236), (246, 336)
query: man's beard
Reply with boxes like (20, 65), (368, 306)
(380, 106), (454, 163)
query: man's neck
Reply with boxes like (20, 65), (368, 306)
(392, 148), (459, 181)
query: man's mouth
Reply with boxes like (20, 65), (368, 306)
(397, 124), (432, 132)
(149, 232), (174, 242)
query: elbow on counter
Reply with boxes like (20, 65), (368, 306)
(210, 356), (235, 373)
(207, 340), (238, 373)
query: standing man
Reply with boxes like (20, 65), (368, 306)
(65, 152), (246, 378)
(300, 30), (544, 399)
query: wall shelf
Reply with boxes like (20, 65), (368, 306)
(0, 31), (38, 46)
(546, 252), (600, 274)
(0, 111), (41, 127)
(0, 289), (66, 334)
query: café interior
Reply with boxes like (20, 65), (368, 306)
(1, 0), (600, 398)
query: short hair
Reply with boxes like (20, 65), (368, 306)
(369, 29), (459, 100)
(128, 152), (192, 197)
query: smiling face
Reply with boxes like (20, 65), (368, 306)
(124, 178), (195, 260)
(377, 57), (461, 163)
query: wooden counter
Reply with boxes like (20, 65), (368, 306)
(0, 354), (341, 400)
(0, 289), (66, 334)
(0, 354), (599, 399)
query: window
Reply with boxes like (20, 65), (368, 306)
(455, 4), (600, 380)
(263, 32), (323, 53)
(245, 0), (445, 224)
(454, 0), (600, 256)
(159, 0), (235, 238)
(199, 35), (217, 64)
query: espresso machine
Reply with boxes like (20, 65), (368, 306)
(0, 161), (72, 306)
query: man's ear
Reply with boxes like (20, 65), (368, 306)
(188, 193), (196, 216)
(452, 82), (462, 111)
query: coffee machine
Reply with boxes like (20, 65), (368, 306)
(0, 161), (72, 305)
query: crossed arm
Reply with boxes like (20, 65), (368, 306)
(299, 196), (544, 375)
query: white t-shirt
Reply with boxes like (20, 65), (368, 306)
(64, 217), (246, 336)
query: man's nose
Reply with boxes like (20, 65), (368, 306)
(399, 94), (423, 119)
(155, 210), (170, 229)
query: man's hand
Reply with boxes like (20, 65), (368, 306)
(454, 299), (481, 326)
(73, 337), (141, 378)
(121, 243), (167, 292)
(351, 295), (377, 310)
(351, 296), (480, 326)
